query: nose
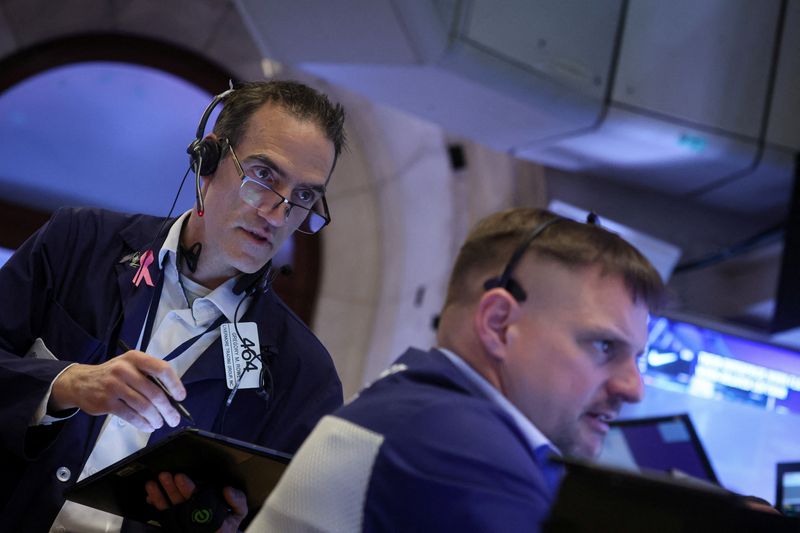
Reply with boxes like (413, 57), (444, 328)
(257, 198), (291, 227)
(608, 356), (644, 404)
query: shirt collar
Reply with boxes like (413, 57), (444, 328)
(157, 210), (189, 268)
(158, 210), (250, 324)
(437, 347), (559, 456)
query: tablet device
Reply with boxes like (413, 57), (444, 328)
(596, 413), (719, 484)
(546, 457), (799, 532)
(64, 427), (291, 525)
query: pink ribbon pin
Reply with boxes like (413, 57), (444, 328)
(132, 249), (155, 287)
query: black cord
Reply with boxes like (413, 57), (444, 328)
(144, 166), (193, 259)
(673, 222), (785, 274)
(216, 291), (274, 433)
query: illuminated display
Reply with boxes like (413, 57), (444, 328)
(642, 316), (800, 415)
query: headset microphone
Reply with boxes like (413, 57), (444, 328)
(232, 261), (273, 296)
(187, 84), (235, 217)
(232, 262), (294, 296)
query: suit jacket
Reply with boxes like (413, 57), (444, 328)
(0, 207), (343, 532)
(250, 347), (555, 532)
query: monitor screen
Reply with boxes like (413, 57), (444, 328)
(777, 462), (800, 517)
(643, 315), (800, 415)
(618, 314), (800, 504)
(597, 413), (718, 484)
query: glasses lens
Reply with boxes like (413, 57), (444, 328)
(297, 212), (327, 234)
(240, 179), (279, 210)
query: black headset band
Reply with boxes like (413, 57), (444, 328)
(194, 88), (235, 141)
(483, 217), (564, 302)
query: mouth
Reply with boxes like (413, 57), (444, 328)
(240, 226), (272, 245)
(584, 411), (616, 434)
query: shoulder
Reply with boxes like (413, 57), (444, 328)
(338, 349), (497, 431)
(357, 392), (550, 529)
(262, 289), (330, 357)
(43, 207), (164, 243)
(253, 289), (342, 411)
(339, 355), (535, 471)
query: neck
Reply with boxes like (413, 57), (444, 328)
(179, 211), (228, 290)
(438, 308), (504, 392)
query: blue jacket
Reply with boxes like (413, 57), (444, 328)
(252, 347), (556, 532)
(0, 207), (342, 532)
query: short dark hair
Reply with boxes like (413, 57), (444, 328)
(213, 80), (347, 172)
(442, 208), (667, 313)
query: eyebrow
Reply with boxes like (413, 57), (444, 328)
(245, 153), (327, 194)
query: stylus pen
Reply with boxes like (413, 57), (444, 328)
(117, 340), (195, 425)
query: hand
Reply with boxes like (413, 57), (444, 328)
(50, 349), (186, 432)
(740, 494), (782, 515)
(145, 472), (248, 533)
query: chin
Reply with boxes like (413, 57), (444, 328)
(565, 435), (603, 460)
(232, 252), (273, 274)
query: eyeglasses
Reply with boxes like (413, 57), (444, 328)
(228, 142), (331, 235)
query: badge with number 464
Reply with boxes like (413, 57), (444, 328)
(221, 322), (262, 390)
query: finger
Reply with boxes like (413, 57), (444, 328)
(138, 376), (182, 428)
(117, 381), (170, 430)
(223, 486), (248, 519)
(110, 400), (155, 433)
(144, 479), (170, 511)
(134, 355), (187, 401)
(110, 359), (181, 428)
(217, 486), (247, 533)
(173, 473), (197, 501)
(158, 472), (187, 505)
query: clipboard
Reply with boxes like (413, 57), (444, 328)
(64, 427), (291, 525)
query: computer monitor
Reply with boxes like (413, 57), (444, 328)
(597, 413), (719, 484)
(644, 314), (800, 415)
(776, 462), (800, 517)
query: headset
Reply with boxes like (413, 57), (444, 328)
(483, 217), (564, 302)
(186, 83), (236, 217)
(483, 212), (601, 302)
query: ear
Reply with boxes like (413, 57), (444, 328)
(474, 289), (521, 362)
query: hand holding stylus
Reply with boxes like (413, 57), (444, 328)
(50, 343), (188, 432)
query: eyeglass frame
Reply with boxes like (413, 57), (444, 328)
(226, 140), (331, 234)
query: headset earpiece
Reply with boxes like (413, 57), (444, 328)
(187, 84), (236, 217)
(187, 138), (223, 176)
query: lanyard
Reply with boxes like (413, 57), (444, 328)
(161, 313), (228, 362)
(118, 265), (166, 354)
(138, 269), (167, 352)
(118, 259), (229, 362)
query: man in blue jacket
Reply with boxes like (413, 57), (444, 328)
(248, 207), (667, 532)
(0, 80), (346, 532)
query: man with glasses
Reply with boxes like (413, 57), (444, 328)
(247, 207), (667, 532)
(0, 80), (346, 532)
